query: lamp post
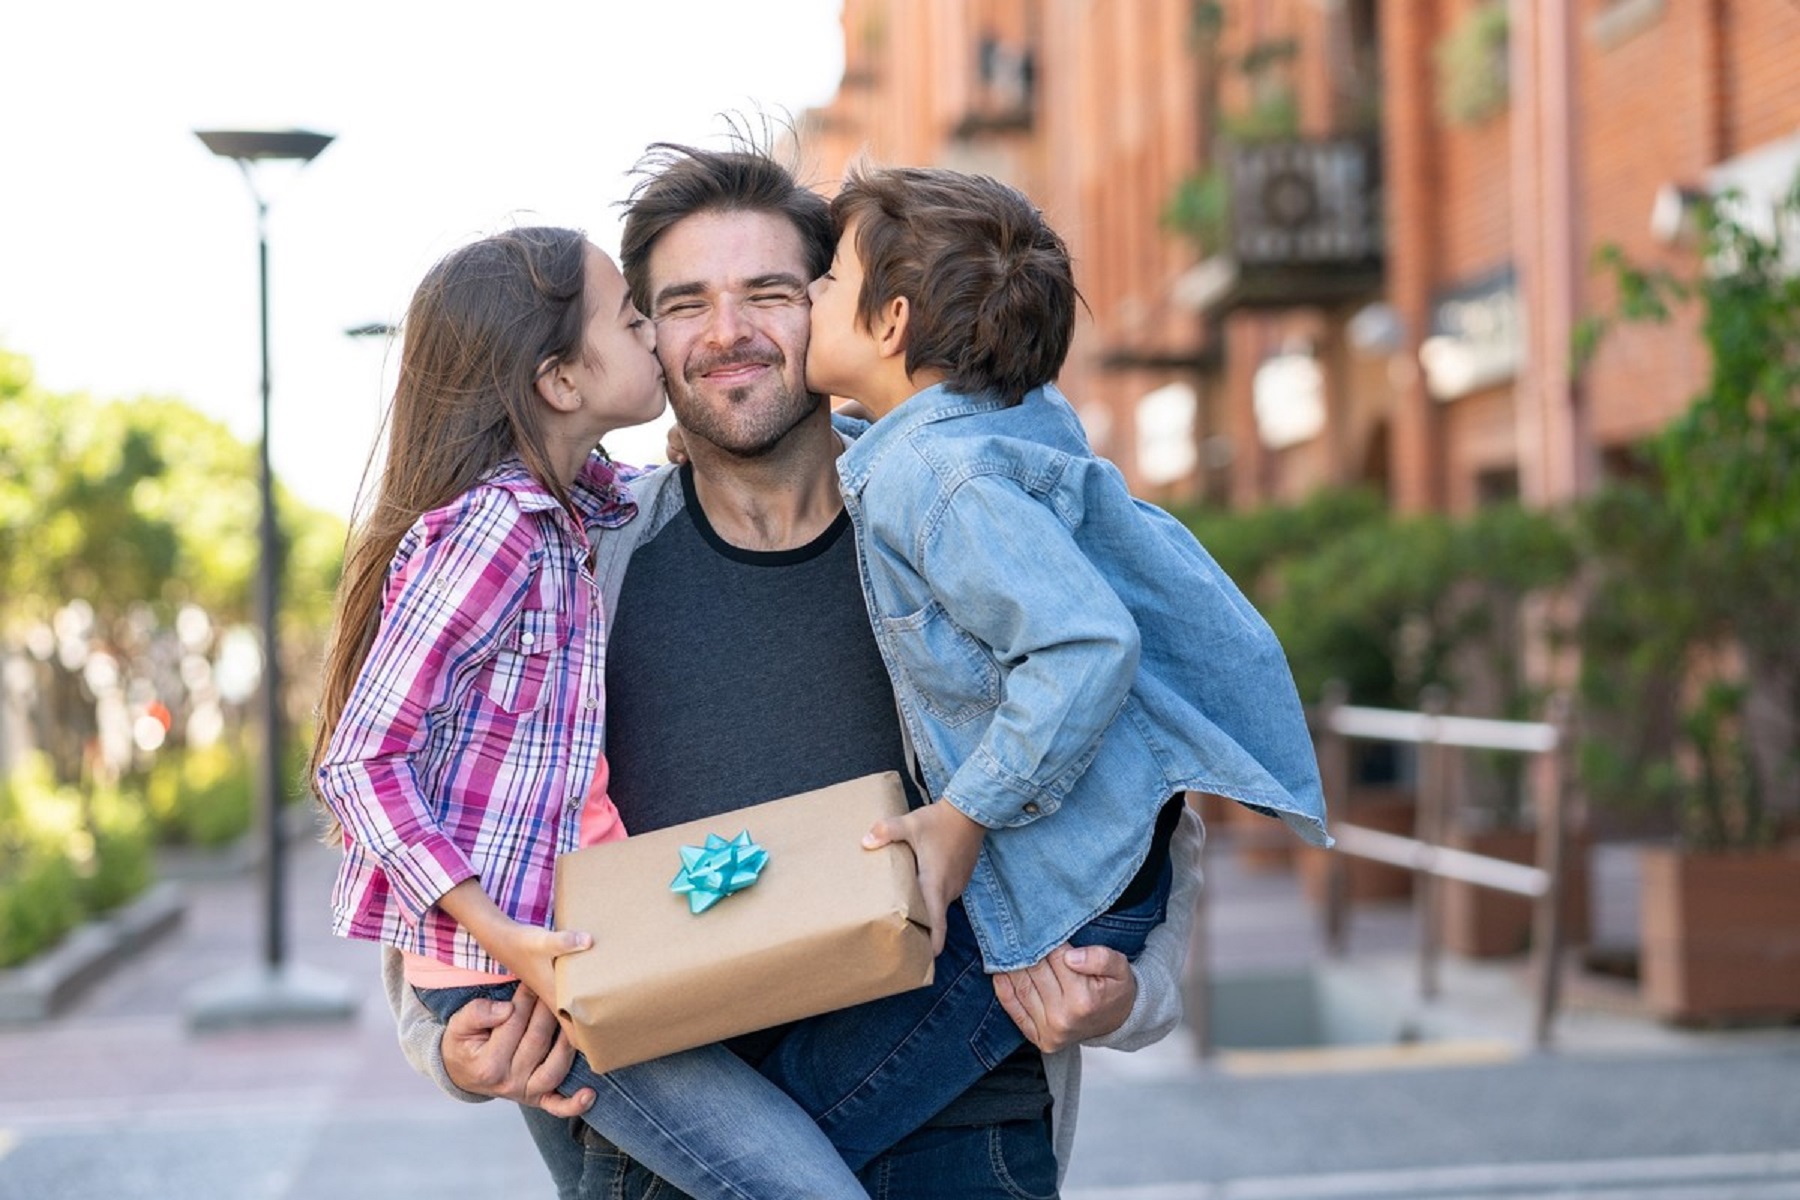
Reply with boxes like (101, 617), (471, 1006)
(187, 128), (354, 1029)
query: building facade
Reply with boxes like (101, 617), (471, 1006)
(801, 0), (1800, 515)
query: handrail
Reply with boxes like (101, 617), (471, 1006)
(1312, 682), (1573, 1050)
(1324, 704), (1559, 754)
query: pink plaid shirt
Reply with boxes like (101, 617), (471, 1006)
(316, 454), (635, 974)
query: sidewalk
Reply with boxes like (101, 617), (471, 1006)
(1, 825), (1797, 1199)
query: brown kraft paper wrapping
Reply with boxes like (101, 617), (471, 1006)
(553, 771), (935, 1073)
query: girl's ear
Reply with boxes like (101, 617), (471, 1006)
(874, 295), (910, 362)
(535, 357), (582, 413)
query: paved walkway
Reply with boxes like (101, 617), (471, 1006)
(1, 825), (1797, 1198)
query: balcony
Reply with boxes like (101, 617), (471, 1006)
(1176, 138), (1385, 313)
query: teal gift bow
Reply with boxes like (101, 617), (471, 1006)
(670, 831), (769, 914)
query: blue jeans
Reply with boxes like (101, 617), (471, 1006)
(417, 985), (866, 1200)
(498, 861), (1169, 1196)
(520, 1110), (1061, 1200)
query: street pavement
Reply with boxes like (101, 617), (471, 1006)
(1, 823), (1797, 1199)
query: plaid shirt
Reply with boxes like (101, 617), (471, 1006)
(316, 454), (635, 974)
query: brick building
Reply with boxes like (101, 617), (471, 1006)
(799, 0), (1800, 515)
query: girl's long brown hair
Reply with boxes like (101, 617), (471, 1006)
(310, 227), (591, 841)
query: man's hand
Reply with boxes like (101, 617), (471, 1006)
(441, 985), (594, 1117)
(993, 943), (1136, 1053)
(864, 800), (987, 955)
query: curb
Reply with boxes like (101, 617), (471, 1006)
(0, 880), (186, 1023)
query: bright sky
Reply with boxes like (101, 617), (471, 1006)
(0, 1), (846, 521)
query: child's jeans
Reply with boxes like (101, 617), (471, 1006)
(415, 983), (869, 1200)
(419, 853), (1171, 1197)
(754, 849), (1172, 1170)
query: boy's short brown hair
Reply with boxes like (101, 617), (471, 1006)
(830, 164), (1077, 403)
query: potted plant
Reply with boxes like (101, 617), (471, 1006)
(1576, 178), (1800, 1022)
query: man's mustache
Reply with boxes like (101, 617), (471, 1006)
(686, 347), (785, 381)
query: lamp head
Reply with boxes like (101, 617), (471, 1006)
(195, 129), (334, 164)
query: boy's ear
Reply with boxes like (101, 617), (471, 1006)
(534, 357), (582, 413)
(873, 295), (911, 361)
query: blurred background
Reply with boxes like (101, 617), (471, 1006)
(3, 1), (1798, 1197)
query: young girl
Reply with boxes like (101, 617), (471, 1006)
(310, 226), (870, 1199)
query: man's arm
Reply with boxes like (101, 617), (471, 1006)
(382, 946), (595, 1114)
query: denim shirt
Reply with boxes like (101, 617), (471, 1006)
(836, 383), (1330, 971)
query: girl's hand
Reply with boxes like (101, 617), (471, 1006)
(863, 801), (987, 955)
(437, 879), (591, 1013)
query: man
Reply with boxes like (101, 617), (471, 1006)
(385, 141), (1202, 1198)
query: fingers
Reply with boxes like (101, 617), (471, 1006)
(510, 987), (562, 1066)
(994, 969), (1044, 1048)
(442, 997), (527, 1094)
(862, 815), (906, 850)
(537, 1085), (595, 1118)
(1058, 943), (1131, 981)
(547, 928), (593, 956)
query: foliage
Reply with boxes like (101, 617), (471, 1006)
(1179, 489), (1577, 821)
(1575, 182), (1800, 849)
(1179, 488), (1573, 714)
(1434, 1), (1510, 126)
(142, 741), (255, 848)
(0, 755), (152, 967)
(1162, 169), (1233, 255)
(0, 345), (350, 962)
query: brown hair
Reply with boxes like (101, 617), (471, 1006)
(619, 141), (834, 313)
(309, 226), (592, 840)
(830, 165), (1079, 404)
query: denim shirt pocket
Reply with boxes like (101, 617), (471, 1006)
(475, 607), (563, 715)
(879, 599), (1001, 727)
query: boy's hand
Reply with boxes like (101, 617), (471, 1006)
(863, 800), (987, 955)
(993, 943), (1136, 1052)
(664, 422), (690, 464)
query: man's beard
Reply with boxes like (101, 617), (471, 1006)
(670, 349), (823, 458)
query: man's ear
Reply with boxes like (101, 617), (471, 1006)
(534, 357), (581, 413)
(873, 295), (911, 362)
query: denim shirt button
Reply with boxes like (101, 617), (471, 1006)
(1023, 802), (1040, 815)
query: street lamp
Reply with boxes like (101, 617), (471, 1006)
(187, 128), (354, 1029)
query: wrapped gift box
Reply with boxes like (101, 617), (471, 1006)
(553, 771), (934, 1072)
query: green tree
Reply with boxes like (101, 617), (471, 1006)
(1576, 180), (1800, 847)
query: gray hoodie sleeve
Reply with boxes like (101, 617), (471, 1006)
(382, 946), (489, 1104)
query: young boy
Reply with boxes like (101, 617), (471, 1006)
(808, 164), (1332, 975)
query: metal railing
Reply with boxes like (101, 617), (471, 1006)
(1315, 681), (1574, 1048)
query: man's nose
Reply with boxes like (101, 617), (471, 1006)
(703, 295), (749, 346)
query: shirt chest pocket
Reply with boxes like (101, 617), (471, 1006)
(879, 600), (1002, 728)
(475, 608), (565, 715)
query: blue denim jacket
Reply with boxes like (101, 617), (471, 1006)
(837, 383), (1329, 970)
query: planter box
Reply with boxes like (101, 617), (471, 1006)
(1440, 827), (1590, 959)
(1298, 790), (1416, 903)
(1640, 846), (1800, 1023)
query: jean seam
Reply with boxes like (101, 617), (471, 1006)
(985, 1123), (1057, 1200)
(587, 1073), (757, 1200)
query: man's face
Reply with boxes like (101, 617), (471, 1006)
(645, 210), (821, 458)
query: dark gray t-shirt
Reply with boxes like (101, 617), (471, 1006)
(604, 466), (923, 828)
(602, 465), (1047, 1128)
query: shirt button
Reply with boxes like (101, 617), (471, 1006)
(585, 696), (599, 710)
(1023, 802), (1040, 815)
(520, 632), (535, 646)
